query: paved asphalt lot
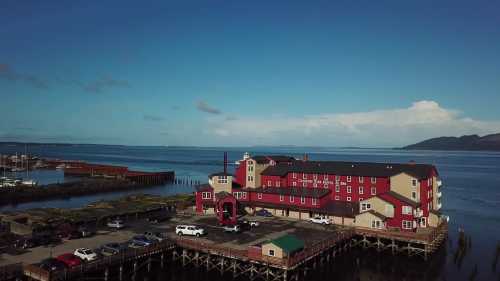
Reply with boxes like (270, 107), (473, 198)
(0, 213), (344, 266)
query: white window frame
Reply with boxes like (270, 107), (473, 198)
(302, 181), (307, 187)
(347, 176), (352, 182)
(202, 192), (212, 199)
(335, 185), (340, 192)
(279, 194), (284, 202)
(402, 206), (412, 215)
(371, 187), (376, 195)
(276, 181), (280, 187)
(361, 203), (371, 211)
(257, 193), (262, 199)
(347, 196), (352, 202)
(300, 196), (305, 204)
(312, 198), (317, 206)
(347, 186), (352, 193)
(292, 181), (297, 187)
(412, 179), (417, 187)
(289, 195), (294, 202)
(359, 186), (364, 194)
(335, 195), (340, 200)
(267, 180), (272, 186)
(242, 192), (247, 199)
(302, 173), (307, 179)
(402, 220), (412, 230)
(358, 176), (364, 183)
(292, 172), (297, 179)
(371, 177), (376, 184)
(411, 191), (417, 199)
(269, 249), (275, 256)
(313, 174), (318, 180)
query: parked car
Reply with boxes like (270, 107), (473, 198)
(78, 226), (96, 237)
(68, 230), (83, 240)
(147, 213), (171, 224)
(128, 241), (147, 249)
(39, 258), (67, 272)
(74, 248), (98, 262)
(107, 219), (125, 229)
(175, 225), (206, 237)
(255, 209), (273, 217)
(240, 220), (260, 227)
(223, 225), (241, 233)
(144, 231), (166, 242)
(56, 253), (82, 267)
(308, 216), (330, 225)
(101, 243), (127, 256)
(131, 235), (154, 246)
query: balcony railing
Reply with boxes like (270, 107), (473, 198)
(437, 179), (442, 187)
(437, 202), (442, 209)
(437, 191), (442, 198)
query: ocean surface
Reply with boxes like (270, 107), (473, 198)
(1, 144), (499, 281)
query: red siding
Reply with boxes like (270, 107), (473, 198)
(235, 160), (247, 185)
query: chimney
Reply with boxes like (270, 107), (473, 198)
(224, 152), (228, 174)
(303, 153), (309, 161)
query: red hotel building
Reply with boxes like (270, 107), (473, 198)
(195, 153), (444, 232)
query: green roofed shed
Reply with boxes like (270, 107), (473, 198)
(262, 234), (305, 258)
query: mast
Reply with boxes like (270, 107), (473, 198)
(25, 144), (29, 178)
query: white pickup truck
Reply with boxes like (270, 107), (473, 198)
(308, 216), (331, 225)
(175, 225), (206, 237)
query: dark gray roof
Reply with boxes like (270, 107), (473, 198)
(364, 210), (388, 220)
(381, 191), (419, 208)
(251, 187), (331, 198)
(208, 172), (234, 178)
(195, 184), (213, 192)
(261, 160), (436, 180)
(320, 201), (359, 218)
(252, 155), (296, 164)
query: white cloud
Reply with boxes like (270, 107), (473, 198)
(204, 101), (500, 147)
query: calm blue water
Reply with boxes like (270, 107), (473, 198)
(1, 144), (499, 281)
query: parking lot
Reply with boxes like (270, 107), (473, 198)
(0, 213), (345, 266)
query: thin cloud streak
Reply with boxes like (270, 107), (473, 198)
(196, 101), (221, 114)
(0, 63), (49, 89)
(83, 76), (131, 93)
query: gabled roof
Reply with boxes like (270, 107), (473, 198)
(268, 234), (304, 253)
(208, 172), (234, 178)
(363, 210), (388, 220)
(380, 191), (419, 208)
(251, 187), (331, 198)
(251, 155), (296, 164)
(261, 160), (436, 180)
(195, 184), (213, 192)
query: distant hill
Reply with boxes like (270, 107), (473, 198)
(402, 134), (500, 151)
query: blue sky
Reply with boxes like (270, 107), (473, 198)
(1, 0), (500, 147)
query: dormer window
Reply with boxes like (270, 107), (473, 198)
(218, 175), (228, 184)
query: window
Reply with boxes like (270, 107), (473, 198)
(361, 203), (371, 211)
(269, 249), (275, 256)
(358, 176), (364, 183)
(324, 183), (329, 189)
(335, 175), (340, 182)
(267, 180), (272, 186)
(335, 185), (340, 192)
(371, 177), (376, 184)
(279, 195), (284, 202)
(218, 175), (228, 184)
(292, 182), (297, 187)
(242, 192), (247, 199)
(371, 220), (382, 229)
(202, 192), (212, 199)
(303, 174), (307, 179)
(347, 176), (352, 182)
(402, 220), (413, 229)
(313, 183), (317, 188)
(402, 206), (412, 215)
(257, 193), (262, 199)
(347, 186), (352, 193)
(359, 197), (363, 201)
(412, 179), (417, 187)
(347, 196), (352, 202)
(247, 175), (253, 182)
(302, 181), (307, 187)
(324, 174), (328, 180)
(411, 191), (417, 199)
(300, 196), (305, 204)
(313, 174), (318, 180)
(312, 198), (317, 205)
(276, 181), (280, 187)
(290, 195), (294, 202)
(335, 195), (340, 200)
(371, 187), (376, 195)
(292, 172), (297, 179)
(359, 186), (364, 194)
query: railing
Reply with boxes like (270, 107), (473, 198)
(174, 237), (248, 259)
(355, 221), (448, 243)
